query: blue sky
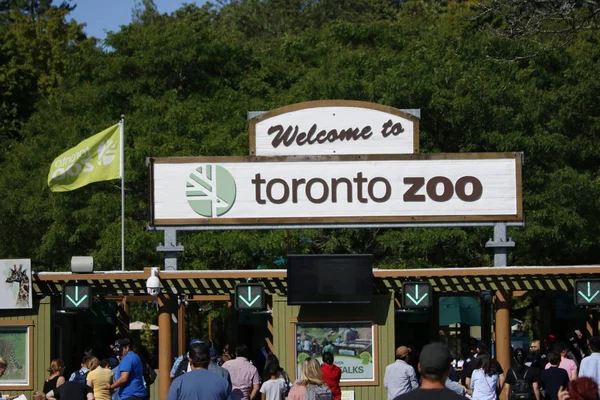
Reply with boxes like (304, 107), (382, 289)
(69, 1), (207, 40)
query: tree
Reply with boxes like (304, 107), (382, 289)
(0, 5), (90, 151)
(2, 0), (600, 271)
(474, 0), (600, 56)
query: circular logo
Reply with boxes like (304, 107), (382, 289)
(186, 164), (236, 217)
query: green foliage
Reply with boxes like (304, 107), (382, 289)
(1, 0), (600, 271)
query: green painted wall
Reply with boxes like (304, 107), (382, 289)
(272, 293), (395, 400)
(0, 296), (51, 398)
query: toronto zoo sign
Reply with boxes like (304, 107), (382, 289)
(148, 153), (522, 226)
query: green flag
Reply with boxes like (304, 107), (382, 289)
(48, 124), (121, 192)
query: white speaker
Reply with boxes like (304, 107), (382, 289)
(71, 256), (94, 273)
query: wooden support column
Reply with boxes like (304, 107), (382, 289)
(495, 290), (511, 400)
(266, 298), (274, 354)
(158, 295), (172, 400)
(587, 310), (598, 337)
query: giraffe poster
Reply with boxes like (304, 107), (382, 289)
(1, 259), (32, 309)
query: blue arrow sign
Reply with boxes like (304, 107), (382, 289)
(239, 286), (260, 307)
(406, 284), (428, 305)
(234, 283), (265, 310)
(62, 284), (92, 310)
(575, 280), (600, 305)
(402, 281), (432, 309)
(578, 282), (600, 303)
(66, 286), (88, 306)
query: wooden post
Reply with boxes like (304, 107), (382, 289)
(587, 310), (598, 337)
(158, 295), (172, 400)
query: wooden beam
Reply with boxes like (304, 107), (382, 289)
(34, 271), (147, 281)
(34, 265), (600, 283)
(512, 291), (528, 297)
(187, 295), (231, 301)
(374, 265), (600, 278)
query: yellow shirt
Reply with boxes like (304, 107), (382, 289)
(87, 367), (113, 400)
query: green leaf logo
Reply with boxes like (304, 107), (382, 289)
(359, 352), (372, 365)
(186, 164), (236, 217)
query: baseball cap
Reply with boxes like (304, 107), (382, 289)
(115, 338), (131, 347)
(107, 357), (119, 369)
(419, 343), (452, 375)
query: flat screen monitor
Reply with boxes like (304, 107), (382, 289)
(287, 254), (373, 305)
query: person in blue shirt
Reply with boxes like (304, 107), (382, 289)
(168, 342), (230, 400)
(105, 339), (147, 400)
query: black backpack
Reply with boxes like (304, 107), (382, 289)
(510, 368), (532, 400)
(143, 361), (157, 386)
(174, 358), (189, 378)
(280, 369), (291, 396)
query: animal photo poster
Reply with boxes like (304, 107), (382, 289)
(1, 259), (32, 309)
(0, 327), (29, 384)
(295, 322), (374, 381)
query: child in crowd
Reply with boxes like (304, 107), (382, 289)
(260, 362), (287, 400)
(33, 391), (46, 400)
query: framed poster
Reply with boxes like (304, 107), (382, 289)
(294, 322), (375, 382)
(0, 323), (32, 389)
(1, 259), (32, 310)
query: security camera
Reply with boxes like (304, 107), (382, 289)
(146, 268), (160, 296)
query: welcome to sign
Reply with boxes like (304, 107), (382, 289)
(249, 100), (419, 156)
(149, 153), (523, 226)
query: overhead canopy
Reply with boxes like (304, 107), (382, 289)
(31, 266), (600, 297)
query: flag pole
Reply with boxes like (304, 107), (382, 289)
(120, 115), (125, 271)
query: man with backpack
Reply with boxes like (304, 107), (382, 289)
(69, 356), (92, 383)
(505, 348), (541, 400)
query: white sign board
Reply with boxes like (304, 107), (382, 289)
(249, 101), (419, 156)
(149, 154), (522, 226)
(1, 259), (32, 309)
(341, 391), (354, 400)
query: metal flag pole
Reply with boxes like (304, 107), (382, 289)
(120, 115), (125, 271)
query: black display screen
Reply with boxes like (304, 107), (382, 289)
(286, 255), (373, 304)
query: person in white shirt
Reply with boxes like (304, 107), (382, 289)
(384, 346), (418, 400)
(260, 363), (287, 400)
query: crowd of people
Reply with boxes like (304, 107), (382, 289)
(384, 333), (600, 400)
(167, 339), (341, 400)
(0, 339), (152, 400)
(6, 331), (600, 400)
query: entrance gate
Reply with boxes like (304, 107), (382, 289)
(7, 265), (594, 400)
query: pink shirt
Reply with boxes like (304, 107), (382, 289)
(545, 357), (578, 378)
(287, 384), (307, 400)
(222, 357), (260, 400)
